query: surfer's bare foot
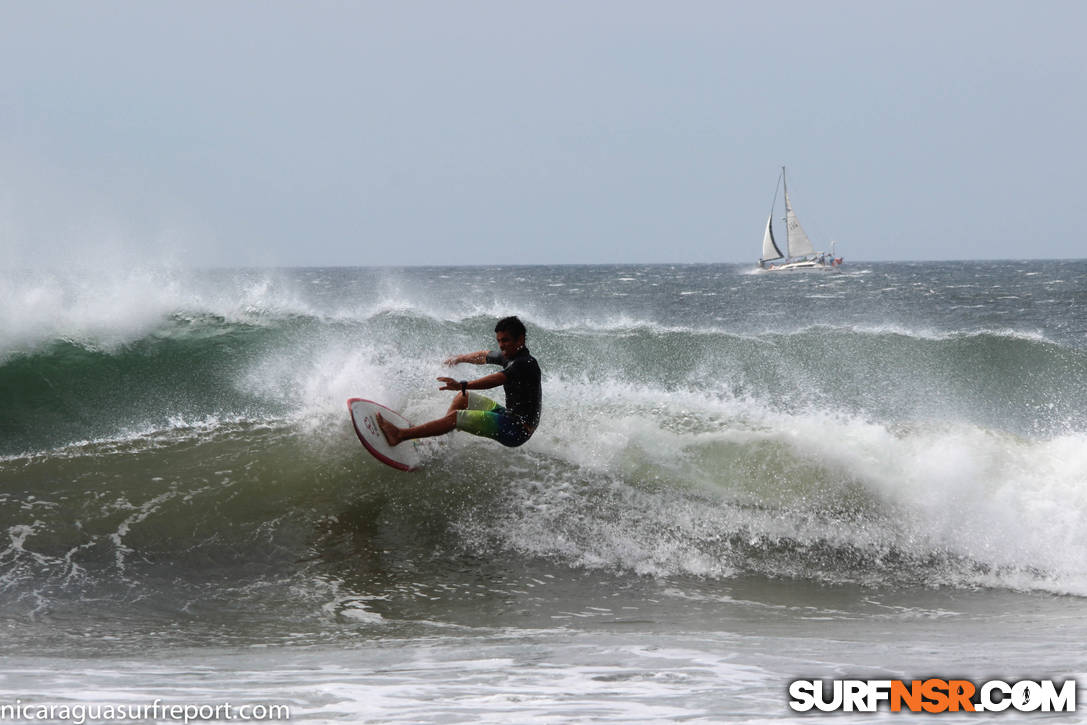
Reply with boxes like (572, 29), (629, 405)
(375, 413), (403, 446)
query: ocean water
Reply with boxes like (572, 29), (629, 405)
(1, 261), (1086, 722)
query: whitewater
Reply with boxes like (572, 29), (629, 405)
(1, 261), (1086, 722)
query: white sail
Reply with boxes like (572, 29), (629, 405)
(784, 189), (815, 257)
(760, 214), (783, 262)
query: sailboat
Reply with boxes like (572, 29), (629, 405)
(758, 167), (843, 271)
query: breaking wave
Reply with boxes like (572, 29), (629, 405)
(3, 261), (1087, 645)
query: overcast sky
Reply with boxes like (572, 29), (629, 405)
(2, 1), (1084, 267)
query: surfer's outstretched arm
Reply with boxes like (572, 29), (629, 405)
(436, 373), (506, 392)
(444, 350), (490, 366)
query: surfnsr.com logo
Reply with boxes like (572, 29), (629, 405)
(789, 678), (1077, 713)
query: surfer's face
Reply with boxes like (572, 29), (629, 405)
(495, 331), (524, 359)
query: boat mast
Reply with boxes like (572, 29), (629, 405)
(781, 166), (789, 260)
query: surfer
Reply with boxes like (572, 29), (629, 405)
(376, 316), (542, 448)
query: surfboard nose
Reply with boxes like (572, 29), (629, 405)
(348, 398), (420, 472)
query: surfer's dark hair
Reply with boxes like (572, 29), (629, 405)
(495, 316), (526, 339)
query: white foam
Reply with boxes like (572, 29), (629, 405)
(455, 371), (1087, 593)
(0, 266), (317, 357)
(0, 267), (184, 355)
(823, 420), (1087, 591)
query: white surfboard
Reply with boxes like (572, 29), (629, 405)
(347, 398), (422, 472)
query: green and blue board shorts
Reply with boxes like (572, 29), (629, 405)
(455, 393), (534, 448)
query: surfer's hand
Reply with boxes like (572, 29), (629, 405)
(437, 377), (457, 390)
(443, 356), (460, 366)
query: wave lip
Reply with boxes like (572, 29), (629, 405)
(0, 267), (317, 359)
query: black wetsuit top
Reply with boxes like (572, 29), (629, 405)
(486, 347), (542, 428)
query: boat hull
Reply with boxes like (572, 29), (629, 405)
(759, 257), (843, 272)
